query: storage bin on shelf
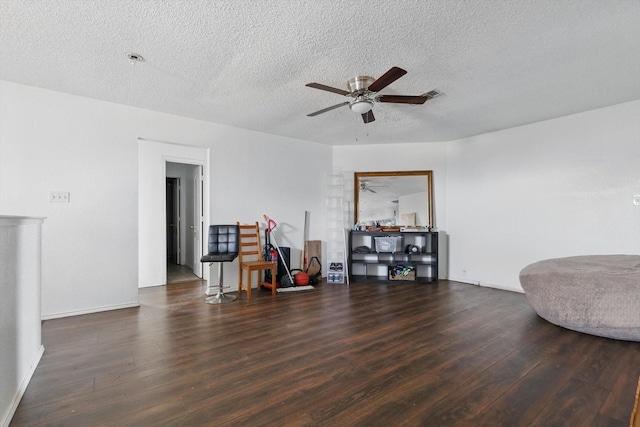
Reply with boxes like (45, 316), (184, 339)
(388, 265), (416, 281)
(374, 236), (402, 253)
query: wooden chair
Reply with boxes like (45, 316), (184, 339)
(237, 222), (276, 299)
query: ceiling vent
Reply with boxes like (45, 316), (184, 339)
(422, 90), (442, 99)
(126, 52), (144, 65)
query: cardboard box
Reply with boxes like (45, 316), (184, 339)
(304, 240), (322, 275)
(388, 265), (416, 281)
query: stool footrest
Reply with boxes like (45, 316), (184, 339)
(205, 293), (237, 304)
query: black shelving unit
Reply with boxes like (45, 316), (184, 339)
(348, 230), (438, 283)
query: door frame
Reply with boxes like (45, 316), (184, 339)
(191, 165), (203, 277)
(163, 158), (208, 282)
(138, 139), (210, 288)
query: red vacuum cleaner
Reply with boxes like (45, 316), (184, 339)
(264, 215), (296, 287)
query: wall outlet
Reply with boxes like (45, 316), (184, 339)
(49, 191), (70, 203)
(634, 195), (640, 206)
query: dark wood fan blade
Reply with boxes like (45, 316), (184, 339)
(377, 95), (428, 104)
(362, 110), (375, 123)
(305, 83), (350, 96)
(367, 67), (407, 92)
(307, 102), (350, 117)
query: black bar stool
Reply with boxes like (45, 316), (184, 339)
(200, 224), (239, 304)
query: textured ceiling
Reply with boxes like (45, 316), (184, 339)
(1, 0), (639, 145)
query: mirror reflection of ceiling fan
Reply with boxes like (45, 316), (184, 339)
(306, 66), (441, 123)
(360, 180), (386, 193)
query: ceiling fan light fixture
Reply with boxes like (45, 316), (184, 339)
(306, 67), (430, 122)
(350, 97), (374, 114)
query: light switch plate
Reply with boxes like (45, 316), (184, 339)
(49, 191), (70, 203)
(633, 195), (640, 206)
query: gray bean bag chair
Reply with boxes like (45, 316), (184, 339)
(519, 255), (640, 341)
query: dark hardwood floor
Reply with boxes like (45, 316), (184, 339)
(10, 280), (640, 426)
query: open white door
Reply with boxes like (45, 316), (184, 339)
(192, 165), (203, 277)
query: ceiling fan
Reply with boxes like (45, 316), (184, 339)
(360, 180), (386, 193)
(306, 66), (440, 124)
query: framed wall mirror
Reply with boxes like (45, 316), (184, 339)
(354, 170), (433, 229)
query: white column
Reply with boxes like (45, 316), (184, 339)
(0, 216), (45, 427)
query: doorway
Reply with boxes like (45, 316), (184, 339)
(166, 162), (202, 284)
(138, 139), (210, 288)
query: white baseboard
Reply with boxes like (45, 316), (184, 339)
(138, 282), (165, 288)
(42, 302), (140, 320)
(448, 277), (524, 294)
(1, 345), (44, 427)
(448, 277), (480, 285)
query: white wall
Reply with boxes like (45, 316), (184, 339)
(139, 137), (331, 289)
(2, 78), (637, 316)
(203, 129), (331, 283)
(0, 82), (140, 318)
(333, 101), (640, 289)
(0, 80), (332, 317)
(446, 100), (640, 292)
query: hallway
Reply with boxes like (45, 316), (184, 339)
(166, 261), (199, 283)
